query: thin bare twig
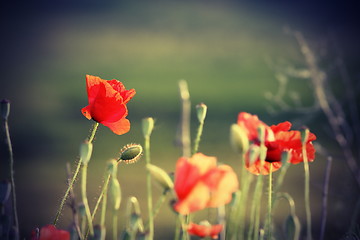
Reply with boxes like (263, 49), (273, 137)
(320, 157), (332, 240)
(293, 31), (360, 189)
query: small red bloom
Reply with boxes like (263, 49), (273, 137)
(174, 153), (238, 215)
(31, 225), (70, 240)
(237, 112), (316, 175)
(187, 222), (223, 239)
(81, 75), (136, 135)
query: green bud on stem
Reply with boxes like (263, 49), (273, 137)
(230, 124), (250, 155)
(196, 103), (207, 124)
(79, 141), (93, 165)
(142, 117), (154, 138)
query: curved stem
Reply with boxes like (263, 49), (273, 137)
(4, 118), (19, 236)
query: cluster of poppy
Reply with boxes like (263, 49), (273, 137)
(30, 76), (316, 239)
(237, 112), (316, 175)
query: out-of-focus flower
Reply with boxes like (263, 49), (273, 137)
(173, 153), (238, 215)
(187, 221), (223, 239)
(31, 225), (70, 240)
(237, 112), (316, 175)
(81, 75), (136, 135)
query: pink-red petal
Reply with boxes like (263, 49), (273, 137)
(187, 222), (223, 239)
(101, 118), (131, 135)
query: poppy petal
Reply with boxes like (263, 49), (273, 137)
(245, 161), (282, 175)
(101, 118), (130, 135)
(187, 222), (223, 239)
(107, 79), (136, 104)
(204, 165), (239, 207)
(174, 182), (210, 215)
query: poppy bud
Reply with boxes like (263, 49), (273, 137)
(125, 196), (144, 234)
(146, 164), (174, 191)
(1, 99), (10, 120)
(248, 145), (260, 166)
(119, 144), (143, 164)
(79, 141), (93, 165)
(196, 103), (207, 124)
(142, 117), (154, 138)
(230, 124), (249, 155)
(108, 160), (121, 211)
(107, 159), (118, 177)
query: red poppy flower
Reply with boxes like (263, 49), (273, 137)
(187, 222), (223, 239)
(31, 225), (70, 240)
(81, 75), (136, 135)
(237, 112), (316, 175)
(173, 153), (238, 215)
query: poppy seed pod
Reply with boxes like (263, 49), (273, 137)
(119, 144), (143, 164)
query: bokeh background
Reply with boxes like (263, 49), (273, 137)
(1, 0), (359, 239)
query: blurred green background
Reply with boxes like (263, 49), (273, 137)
(1, 0), (359, 239)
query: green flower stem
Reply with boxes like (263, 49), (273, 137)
(226, 190), (241, 240)
(100, 175), (110, 227)
(153, 190), (168, 220)
(274, 161), (290, 194)
(81, 163), (94, 236)
(248, 126), (266, 240)
(3, 112), (19, 236)
(179, 215), (190, 240)
(267, 164), (273, 240)
(247, 174), (264, 240)
(302, 137), (312, 240)
(232, 158), (251, 240)
(174, 216), (181, 240)
(276, 192), (296, 217)
(192, 119), (204, 155)
(144, 135), (154, 240)
(84, 173), (111, 239)
(53, 122), (99, 226)
(113, 211), (118, 240)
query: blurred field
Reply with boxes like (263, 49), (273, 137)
(0, 1), (359, 239)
